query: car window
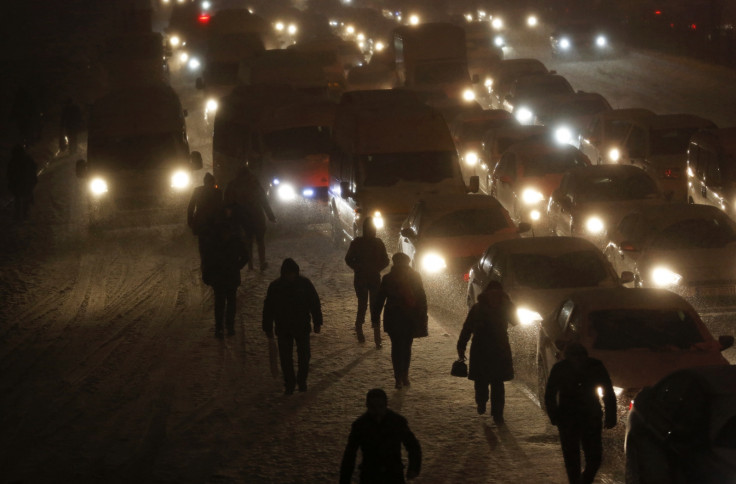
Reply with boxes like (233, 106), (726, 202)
(589, 309), (704, 350)
(557, 300), (575, 331)
(650, 127), (701, 156)
(490, 254), (506, 282)
(690, 143), (705, 179)
(605, 119), (633, 143)
(423, 208), (511, 237)
(585, 117), (600, 140)
(651, 216), (736, 249)
(522, 151), (588, 177)
(576, 172), (659, 202)
(510, 251), (612, 289)
(706, 152), (722, 186)
(626, 126), (647, 158)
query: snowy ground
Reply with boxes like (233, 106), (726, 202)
(2, 23), (736, 484)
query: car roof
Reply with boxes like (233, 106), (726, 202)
(488, 235), (602, 255)
(516, 73), (570, 86)
(564, 287), (694, 312)
(632, 203), (731, 229)
(416, 194), (505, 215)
(507, 139), (583, 157)
(634, 113), (716, 130)
(453, 109), (514, 125)
(595, 108), (656, 121)
(664, 365), (736, 397)
(691, 127), (736, 153)
(564, 164), (645, 180)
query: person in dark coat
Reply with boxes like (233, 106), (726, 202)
(200, 218), (249, 338)
(376, 253), (427, 389)
(59, 98), (83, 153)
(262, 258), (323, 394)
(545, 342), (617, 484)
(457, 280), (516, 424)
(6, 144), (38, 221)
(187, 172), (223, 259)
(340, 388), (421, 484)
(345, 216), (389, 347)
(224, 166), (276, 272)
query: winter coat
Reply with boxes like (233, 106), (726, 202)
(544, 356), (617, 426)
(187, 185), (223, 236)
(262, 275), (323, 338)
(377, 265), (427, 337)
(457, 290), (515, 382)
(224, 170), (275, 237)
(200, 225), (249, 290)
(340, 409), (421, 484)
(7, 151), (37, 198)
(345, 235), (389, 287)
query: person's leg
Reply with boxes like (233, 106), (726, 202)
(490, 379), (506, 422)
(401, 336), (413, 386)
(225, 287), (237, 336)
(214, 288), (225, 338)
(354, 280), (368, 342)
(244, 231), (254, 270)
(580, 421), (603, 484)
(295, 334), (311, 391)
(277, 335), (296, 394)
(256, 231), (267, 271)
(367, 281), (382, 348)
(389, 333), (402, 388)
(474, 380), (490, 414)
(558, 421), (583, 484)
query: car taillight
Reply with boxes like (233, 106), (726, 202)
(663, 168), (680, 179)
(463, 272), (470, 283)
(629, 400), (634, 411)
(198, 13), (211, 24)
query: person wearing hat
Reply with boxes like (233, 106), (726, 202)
(376, 253), (427, 389)
(188, 172), (224, 259)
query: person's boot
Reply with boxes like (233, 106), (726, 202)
(402, 372), (410, 387)
(373, 326), (382, 348)
(355, 324), (365, 343)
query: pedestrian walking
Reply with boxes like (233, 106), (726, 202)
(224, 166), (276, 272)
(200, 217), (249, 338)
(457, 280), (516, 424)
(376, 253), (427, 389)
(262, 258), (322, 394)
(6, 144), (38, 221)
(59, 98), (83, 154)
(545, 341), (617, 484)
(345, 216), (389, 347)
(340, 388), (421, 484)
(187, 172), (223, 259)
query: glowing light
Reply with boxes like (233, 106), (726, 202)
(462, 89), (476, 102)
(171, 170), (191, 190)
(302, 188), (315, 197)
(515, 107), (533, 124)
(522, 188), (544, 205)
(188, 58), (201, 70)
(530, 210), (541, 221)
(651, 267), (682, 287)
(421, 253), (447, 273)
(372, 211), (384, 229)
(275, 22), (284, 31)
(465, 151), (479, 166)
(560, 38), (571, 50)
(375, 41), (385, 52)
(409, 14), (420, 25)
(169, 35), (180, 47)
(527, 15), (538, 27)
(90, 177), (108, 195)
(198, 13), (211, 24)
(494, 36), (505, 47)
(491, 17), (503, 29)
(596, 35), (607, 47)
(277, 183), (297, 201)
(517, 307), (542, 325)
(346, 25), (355, 35)
(357, 33), (365, 41)
(608, 148), (620, 162)
(555, 126), (573, 145)
(205, 98), (218, 113)
(179, 52), (189, 62)
(202, 1), (211, 10)
(288, 24), (297, 35)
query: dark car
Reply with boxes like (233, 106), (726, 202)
(625, 365), (736, 483)
(550, 22), (617, 58)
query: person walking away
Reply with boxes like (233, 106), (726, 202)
(345, 216), (389, 347)
(545, 341), (617, 484)
(376, 253), (427, 389)
(340, 388), (421, 484)
(262, 258), (322, 394)
(188, 172), (223, 260)
(224, 166), (276, 272)
(7, 144), (38, 221)
(59, 98), (83, 154)
(200, 217), (249, 338)
(457, 280), (516, 424)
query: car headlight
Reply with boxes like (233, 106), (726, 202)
(555, 126), (573, 145)
(302, 188), (315, 197)
(465, 151), (479, 166)
(485, 77), (493, 88)
(559, 38), (571, 50)
(462, 88), (476, 102)
(530, 209), (541, 221)
(517, 307), (542, 326)
(171, 170), (191, 190)
(169, 35), (180, 47)
(179, 52), (189, 63)
(522, 188), (544, 205)
(372, 210), (384, 229)
(597, 385), (624, 397)
(651, 267), (682, 287)
(421, 252), (447, 273)
(205, 98), (218, 113)
(596, 35), (607, 47)
(608, 148), (620, 162)
(585, 216), (605, 234)
(277, 183), (296, 201)
(188, 57), (201, 70)
(491, 17), (503, 29)
(89, 177), (108, 196)
(515, 107), (533, 124)
(527, 15), (538, 27)
(494, 35), (505, 47)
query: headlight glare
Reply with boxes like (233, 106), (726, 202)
(277, 183), (296, 201)
(421, 252), (447, 273)
(585, 216), (605, 234)
(89, 177), (108, 196)
(491, 17), (503, 29)
(188, 57), (201, 70)
(515, 107), (533, 124)
(372, 211), (384, 229)
(608, 148), (620, 162)
(465, 151), (479, 166)
(205, 98), (218, 112)
(651, 267), (682, 287)
(560, 38), (571, 50)
(171, 170), (191, 189)
(494, 35), (505, 47)
(517, 307), (543, 326)
(527, 15), (538, 27)
(521, 188), (544, 205)
(530, 209), (541, 221)
(596, 35), (607, 47)
(462, 88), (476, 102)
(555, 126), (573, 145)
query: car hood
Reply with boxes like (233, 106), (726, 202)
(420, 230), (519, 259)
(519, 174), (565, 197)
(577, 198), (664, 228)
(639, 245), (736, 283)
(509, 284), (617, 319)
(358, 180), (467, 217)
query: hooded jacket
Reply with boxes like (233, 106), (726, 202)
(344, 219), (390, 286)
(224, 167), (275, 236)
(457, 289), (516, 382)
(262, 259), (323, 337)
(377, 259), (427, 336)
(200, 221), (249, 290)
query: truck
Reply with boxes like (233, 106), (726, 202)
(329, 89), (478, 248)
(76, 82), (203, 226)
(392, 22), (476, 102)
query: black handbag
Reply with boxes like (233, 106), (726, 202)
(451, 359), (468, 377)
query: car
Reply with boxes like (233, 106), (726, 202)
(480, 124), (550, 193)
(398, 194), (523, 313)
(547, 165), (665, 248)
(490, 138), (591, 225)
(502, 74), (575, 125)
(536, 287), (733, 418)
(625, 365), (736, 483)
(485, 58), (548, 109)
(687, 127), (736, 218)
(604, 203), (736, 317)
(466, 236), (629, 327)
(550, 22), (616, 58)
(532, 91), (612, 147)
(579, 108), (656, 165)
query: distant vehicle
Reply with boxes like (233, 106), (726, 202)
(532, 91), (612, 147)
(604, 203), (736, 317)
(75, 83), (202, 226)
(480, 124), (550, 193)
(165, 1), (208, 65)
(238, 49), (339, 98)
(550, 22), (617, 58)
(547, 165), (664, 248)
(579, 108), (656, 165)
(625, 365), (736, 484)
(486, 58), (548, 109)
(502, 74), (574, 124)
(102, 32), (169, 87)
(687, 127), (736, 217)
(463, 21), (504, 99)
(537, 288), (732, 417)
(491, 139), (590, 225)
(467, 237), (629, 327)
(612, 114), (717, 201)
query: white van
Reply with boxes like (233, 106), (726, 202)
(687, 127), (736, 219)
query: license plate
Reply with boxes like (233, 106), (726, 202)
(698, 286), (736, 297)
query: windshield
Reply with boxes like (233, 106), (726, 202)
(524, 151), (588, 177)
(461, 119), (515, 141)
(205, 62), (239, 86)
(511, 250), (611, 289)
(263, 126), (331, 160)
(358, 151), (457, 187)
(651, 217), (736, 249)
(555, 100), (610, 118)
(604, 119), (633, 142)
(590, 309), (704, 350)
(577, 173), (659, 202)
(517, 78), (572, 98)
(424, 208), (509, 237)
(415, 62), (469, 84)
(650, 127), (700, 155)
(91, 132), (186, 170)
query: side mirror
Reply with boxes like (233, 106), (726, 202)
(620, 271), (635, 284)
(195, 77), (204, 90)
(719, 335), (734, 351)
(518, 222), (532, 234)
(468, 175), (480, 193)
(400, 227), (415, 239)
(75, 159), (87, 178)
(620, 241), (639, 252)
(339, 181), (351, 199)
(190, 151), (203, 170)
(471, 74), (480, 84)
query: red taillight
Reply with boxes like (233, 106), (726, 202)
(463, 272), (470, 283)
(663, 168), (679, 179)
(629, 400), (634, 411)
(198, 13), (211, 24)
(654, 10), (662, 15)
(690, 23), (697, 30)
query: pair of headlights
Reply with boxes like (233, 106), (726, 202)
(88, 170), (191, 196)
(558, 35), (607, 50)
(272, 179), (316, 201)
